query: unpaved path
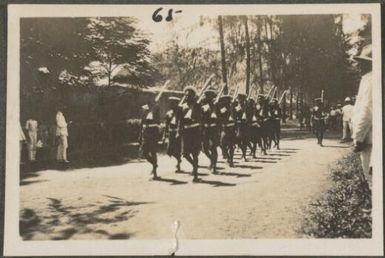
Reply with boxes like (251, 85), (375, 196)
(20, 136), (351, 240)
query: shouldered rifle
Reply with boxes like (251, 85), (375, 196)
(232, 84), (240, 102)
(278, 90), (288, 105)
(266, 86), (275, 100)
(271, 86), (277, 99)
(154, 80), (171, 103)
(247, 84), (256, 100)
(197, 73), (216, 104)
(214, 82), (226, 104)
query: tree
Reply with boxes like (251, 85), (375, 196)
(244, 16), (251, 95)
(20, 18), (93, 95)
(218, 16), (228, 94)
(85, 17), (153, 87)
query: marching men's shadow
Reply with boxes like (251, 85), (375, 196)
(175, 170), (210, 177)
(195, 179), (236, 187)
(216, 171), (252, 178)
(153, 177), (188, 185)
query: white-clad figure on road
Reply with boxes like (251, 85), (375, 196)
(340, 97), (354, 142)
(25, 118), (38, 161)
(56, 110), (69, 163)
(351, 44), (372, 189)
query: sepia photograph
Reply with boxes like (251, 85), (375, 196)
(3, 3), (383, 256)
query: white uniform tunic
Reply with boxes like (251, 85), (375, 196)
(352, 71), (372, 184)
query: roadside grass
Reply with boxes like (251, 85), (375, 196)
(301, 152), (372, 238)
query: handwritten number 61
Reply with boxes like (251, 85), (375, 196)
(152, 8), (181, 22)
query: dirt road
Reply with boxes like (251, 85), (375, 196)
(20, 134), (351, 240)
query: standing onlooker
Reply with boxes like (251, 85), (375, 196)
(311, 98), (327, 147)
(352, 44), (372, 189)
(25, 118), (38, 161)
(340, 97), (354, 142)
(329, 106), (338, 130)
(56, 110), (70, 163)
(335, 103), (343, 130)
(19, 123), (26, 163)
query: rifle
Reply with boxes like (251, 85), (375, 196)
(154, 80), (171, 102)
(196, 73), (216, 104)
(178, 95), (187, 107)
(266, 86), (275, 99)
(271, 86), (278, 100)
(214, 82), (226, 104)
(321, 90), (324, 104)
(247, 84), (256, 100)
(278, 90), (287, 104)
(232, 84), (240, 102)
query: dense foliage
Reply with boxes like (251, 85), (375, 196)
(301, 153), (371, 238)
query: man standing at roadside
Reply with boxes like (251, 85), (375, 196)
(56, 109), (70, 163)
(341, 97), (354, 142)
(352, 44), (373, 189)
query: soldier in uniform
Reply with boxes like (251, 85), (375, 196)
(138, 102), (161, 179)
(201, 89), (220, 174)
(269, 98), (282, 149)
(233, 93), (248, 161)
(255, 94), (269, 155)
(311, 98), (328, 146)
(218, 95), (236, 167)
(179, 86), (202, 182)
(245, 97), (257, 158)
(164, 96), (182, 172)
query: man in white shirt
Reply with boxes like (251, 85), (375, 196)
(56, 110), (70, 163)
(341, 97), (354, 142)
(25, 118), (38, 161)
(351, 44), (372, 189)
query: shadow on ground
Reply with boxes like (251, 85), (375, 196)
(20, 195), (153, 240)
(196, 179), (237, 187)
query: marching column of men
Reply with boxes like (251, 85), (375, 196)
(139, 85), (283, 182)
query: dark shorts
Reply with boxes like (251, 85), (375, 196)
(220, 127), (236, 147)
(142, 127), (160, 152)
(167, 131), (181, 157)
(202, 127), (220, 150)
(182, 127), (201, 156)
(313, 120), (326, 133)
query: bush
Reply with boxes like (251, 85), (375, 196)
(301, 153), (371, 238)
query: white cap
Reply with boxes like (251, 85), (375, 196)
(344, 97), (351, 102)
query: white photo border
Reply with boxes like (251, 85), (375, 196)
(4, 3), (383, 256)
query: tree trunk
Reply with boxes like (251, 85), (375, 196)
(218, 16), (228, 94)
(257, 17), (264, 94)
(289, 87), (293, 119)
(244, 16), (251, 95)
(268, 17), (276, 86)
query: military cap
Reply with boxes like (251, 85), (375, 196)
(141, 104), (150, 110)
(237, 93), (247, 99)
(204, 89), (217, 99)
(219, 95), (232, 102)
(183, 85), (197, 95)
(168, 96), (181, 102)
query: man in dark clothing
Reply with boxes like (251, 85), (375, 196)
(201, 89), (220, 174)
(234, 93), (248, 161)
(245, 97), (259, 158)
(164, 96), (182, 172)
(255, 94), (269, 155)
(179, 86), (202, 182)
(311, 98), (328, 146)
(139, 102), (161, 179)
(269, 98), (282, 149)
(218, 95), (236, 167)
